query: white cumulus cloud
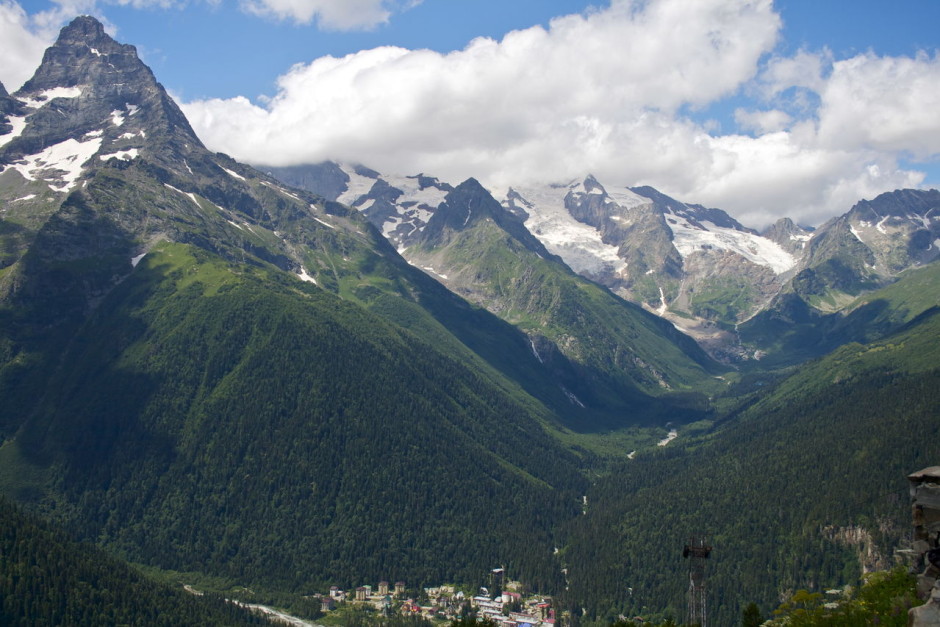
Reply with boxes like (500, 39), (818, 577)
(3, 0), (938, 229)
(734, 108), (792, 134)
(816, 51), (940, 157)
(185, 0), (939, 227)
(0, 0), (56, 91)
(183, 0), (784, 198)
(240, 0), (392, 29)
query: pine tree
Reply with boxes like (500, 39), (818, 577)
(742, 602), (763, 627)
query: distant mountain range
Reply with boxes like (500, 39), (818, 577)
(264, 162), (940, 362)
(2, 16), (938, 626)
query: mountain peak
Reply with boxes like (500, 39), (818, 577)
(454, 176), (486, 194)
(416, 177), (559, 261)
(56, 15), (109, 45)
(423, 177), (497, 235)
(21, 15), (137, 93)
(4, 13), (203, 173)
(582, 174), (605, 194)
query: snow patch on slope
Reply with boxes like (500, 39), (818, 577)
(665, 208), (796, 274)
(164, 184), (200, 207)
(849, 224), (866, 244)
(507, 182), (626, 277)
(0, 116), (28, 148)
(99, 148), (138, 161)
(221, 166), (246, 181)
(19, 86), (83, 108)
(3, 136), (103, 192)
(261, 180), (302, 201)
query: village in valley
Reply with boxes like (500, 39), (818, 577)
(316, 570), (557, 627)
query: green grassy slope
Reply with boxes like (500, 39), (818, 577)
(739, 260), (940, 368)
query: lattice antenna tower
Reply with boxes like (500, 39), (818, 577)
(683, 534), (712, 627)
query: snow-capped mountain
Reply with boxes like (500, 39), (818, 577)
(264, 162), (723, 389)
(264, 161), (454, 251)
(267, 164), (799, 341)
(0, 16), (395, 319)
(1, 18), (617, 603)
(0, 16), (197, 194)
(505, 179), (800, 329)
(779, 188), (940, 313)
(261, 163), (939, 361)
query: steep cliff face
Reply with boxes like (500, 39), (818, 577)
(8, 16), (198, 169)
(763, 217), (814, 257)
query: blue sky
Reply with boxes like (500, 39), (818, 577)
(3, 0), (939, 227)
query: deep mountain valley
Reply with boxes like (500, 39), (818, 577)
(1, 16), (938, 627)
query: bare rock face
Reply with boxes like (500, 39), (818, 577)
(0, 81), (26, 136)
(261, 161), (351, 202)
(909, 584), (940, 626)
(910, 468), (940, 600)
(763, 217), (813, 257)
(5, 15), (200, 168)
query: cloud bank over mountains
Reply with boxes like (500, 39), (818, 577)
(2, 0), (938, 228)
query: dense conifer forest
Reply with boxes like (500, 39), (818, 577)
(559, 310), (940, 624)
(0, 496), (265, 626)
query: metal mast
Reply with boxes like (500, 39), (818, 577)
(683, 535), (712, 627)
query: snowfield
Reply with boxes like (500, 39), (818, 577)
(0, 116), (28, 148)
(19, 86), (83, 108)
(338, 166), (450, 212)
(506, 182), (628, 277)
(337, 164), (449, 243)
(664, 208), (796, 274)
(3, 136), (103, 192)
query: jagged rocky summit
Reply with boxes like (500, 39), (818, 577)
(263, 160), (940, 361)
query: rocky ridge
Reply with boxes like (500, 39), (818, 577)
(264, 160), (939, 361)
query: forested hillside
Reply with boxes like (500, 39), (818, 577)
(740, 261), (940, 367)
(0, 241), (585, 593)
(560, 305), (940, 624)
(403, 178), (724, 426)
(0, 495), (265, 626)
